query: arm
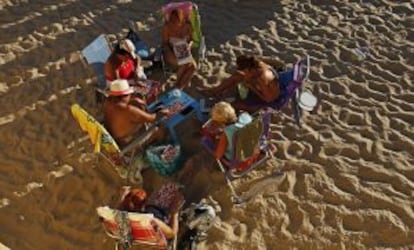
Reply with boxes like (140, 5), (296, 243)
(162, 25), (169, 48)
(152, 213), (179, 240)
(134, 54), (141, 67)
(207, 71), (246, 95)
(128, 105), (157, 123)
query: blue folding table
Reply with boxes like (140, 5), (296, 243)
(147, 89), (203, 143)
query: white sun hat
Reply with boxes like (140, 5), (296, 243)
(120, 39), (137, 59)
(109, 79), (134, 96)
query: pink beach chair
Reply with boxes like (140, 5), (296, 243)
(157, 1), (206, 75)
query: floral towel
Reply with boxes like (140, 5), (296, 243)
(146, 182), (184, 214)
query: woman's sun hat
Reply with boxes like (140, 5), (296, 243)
(120, 38), (137, 59)
(298, 89), (317, 111)
(109, 79), (134, 96)
(211, 101), (237, 124)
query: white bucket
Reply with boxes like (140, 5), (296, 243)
(298, 90), (317, 111)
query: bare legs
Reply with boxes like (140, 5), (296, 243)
(176, 61), (196, 89)
(163, 47), (196, 90)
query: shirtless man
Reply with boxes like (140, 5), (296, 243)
(103, 79), (167, 147)
(203, 55), (286, 112)
(162, 8), (196, 89)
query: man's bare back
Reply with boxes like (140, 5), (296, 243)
(104, 97), (157, 147)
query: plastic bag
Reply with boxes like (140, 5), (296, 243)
(145, 144), (182, 176)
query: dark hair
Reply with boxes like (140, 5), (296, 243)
(118, 189), (147, 212)
(170, 8), (184, 22)
(116, 47), (130, 56)
(236, 55), (260, 71)
(107, 95), (129, 103)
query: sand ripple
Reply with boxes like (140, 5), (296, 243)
(0, 0), (413, 249)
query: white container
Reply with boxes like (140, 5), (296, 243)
(298, 90), (317, 111)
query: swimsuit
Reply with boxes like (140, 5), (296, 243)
(117, 58), (136, 80)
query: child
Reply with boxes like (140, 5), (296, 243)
(209, 102), (253, 160)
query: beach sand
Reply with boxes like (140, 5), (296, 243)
(0, 0), (413, 249)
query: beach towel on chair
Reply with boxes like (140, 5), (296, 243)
(71, 104), (120, 154)
(161, 1), (203, 51)
(97, 206), (168, 249)
(233, 117), (263, 162)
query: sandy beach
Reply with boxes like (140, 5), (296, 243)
(0, 0), (413, 249)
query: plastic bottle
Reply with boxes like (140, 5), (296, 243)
(351, 47), (369, 61)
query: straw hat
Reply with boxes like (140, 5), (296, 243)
(109, 79), (134, 96)
(211, 102), (237, 124)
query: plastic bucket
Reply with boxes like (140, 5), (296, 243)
(298, 90), (317, 111)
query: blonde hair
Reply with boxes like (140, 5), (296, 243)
(211, 101), (237, 124)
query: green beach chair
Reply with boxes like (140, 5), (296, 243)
(159, 1), (206, 75)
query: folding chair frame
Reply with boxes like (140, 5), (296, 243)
(201, 110), (278, 204)
(97, 207), (174, 250)
(79, 34), (113, 103)
(159, 1), (206, 77)
(71, 104), (161, 185)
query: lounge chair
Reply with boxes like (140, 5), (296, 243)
(201, 109), (277, 204)
(97, 206), (171, 250)
(242, 55), (316, 127)
(159, 1), (206, 75)
(79, 28), (156, 104)
(79, 34), (113, 103)
(70, 104), (160, 183)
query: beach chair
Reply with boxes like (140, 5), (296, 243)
(70, 104), (160, 182)
(97, 206), (172, 250)
(201, 109), (277, 204)
(159, 1), (206, 74)
(79, 34), (113, 103)
(240, 55), (316, 127)
(80, 29), (155, 103)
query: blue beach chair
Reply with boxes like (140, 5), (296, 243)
(80, 34), (112, 102)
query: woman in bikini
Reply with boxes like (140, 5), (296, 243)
(162, 8), (197, 89)
(105, 39), (146, 86)
(117, 183), (184, 240)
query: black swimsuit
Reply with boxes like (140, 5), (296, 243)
(145, 205), (169, 223)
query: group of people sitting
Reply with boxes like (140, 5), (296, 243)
(103, 8), (200, 148)
(102, 7), (287, 148)
(104, 8), (196, 91)
(97, 6), (291, 245)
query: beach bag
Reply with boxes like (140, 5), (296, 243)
(145, 144), (182, 176)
